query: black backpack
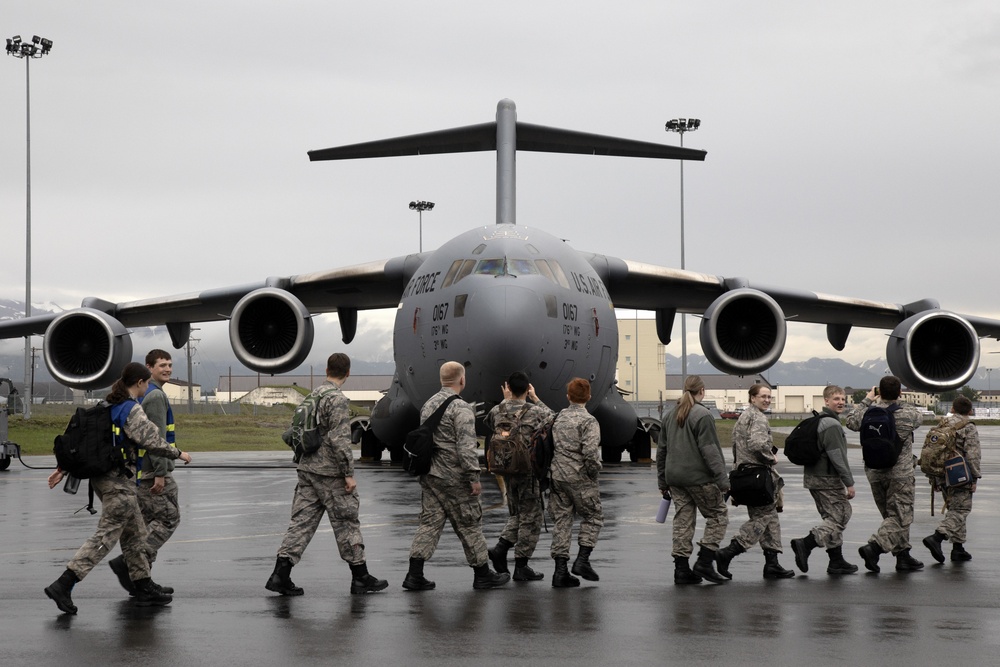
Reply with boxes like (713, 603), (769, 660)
(53, 402), (124, 479)
(860, 404), (903, 469)
(783, 411), (834, 466)
(402, 395), (460, 476)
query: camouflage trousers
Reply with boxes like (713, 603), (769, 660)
(937, 484), (973, 544)
(866, 471), (914, 554)
(498, 474), (543, 559)
(409, 474), (488, 567)
(669, 483), (729, 557)
(808, 487), (852, 548)
(548, 477), (603, 560)
(734, 501), (783, 552)
(68, 473), (151, 582)
(277, 471), (365, 566)
(135, 475), (180, 565)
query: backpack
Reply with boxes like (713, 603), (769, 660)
(52, 402), (125, 479)
(282, 386), (338, 462)
(783, 411), (833, 466)
(918, 416), (968, 478)
(859, 404), (903, 469)
(402, 395), (460, 476)
(487, 405), (532, 475)
(529, 415), (557, 490)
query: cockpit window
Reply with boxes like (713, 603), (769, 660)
(452, 259), (476, 285)
(441, 260), (464, 289)
(472, 244), (487, 255)
(508, 259), (538, 276)
(525, 244), (540, 255)
(536, 259), (570, 288)
(475, 258), (505, 275)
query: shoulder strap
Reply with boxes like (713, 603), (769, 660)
(425, 394), (461, 432)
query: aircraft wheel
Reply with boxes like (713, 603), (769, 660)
(388, 445), (404, 465)
(601, 446), (623, 464)
(0, 455), (10, 472)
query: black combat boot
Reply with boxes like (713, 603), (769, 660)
(763, 549), (795, 579)
(825, 546), (859, 574)
(108, 554), (136, 596)
(673, 555), (703, 585)
(513, 557), (544, 581)
(265, 556), (304, 596)
(692, 546), (726, 584)
(894, 548), (924, 572)
(858, 541), (884, 573)
(488, 537), (513, 575)
(951, 543), (973, 562)
(401, 557), (436, 591)
(349, 562), (389, 594)
(790, 533), (818, 573)
(472, 563), (510, 590)
(133, 577), (173, 607)
(551, 557), (580, 588)
(571, 545), (599, 581)
(715, 539), (745, 580)
(922, 531), (946, 563)
(44, 569), (79, 615)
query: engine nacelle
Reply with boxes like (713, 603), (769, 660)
(229, 288), (314, 374)
(43, 308), (133, 389)
(886, 311), (980, 392)
(699, 289), (787, 376)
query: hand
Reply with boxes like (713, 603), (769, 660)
(661, 489), (671, 501)
(845, 486), (856, 500)
(867, 386), (878, 401)
(344, 476), (357, 493)
(151, 476), (166, 495)
(971, 482), (977, 493)
(47, 469), (64, 489)
(501, 383), (512, 400)
(470, 481), (482, 496)
(527, 384), (538, 402)
(179, 452), (192, 465)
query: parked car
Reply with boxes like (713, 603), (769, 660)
(719, 411), (741, 420)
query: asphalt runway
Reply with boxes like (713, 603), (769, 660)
(3, 428), (1000, 666)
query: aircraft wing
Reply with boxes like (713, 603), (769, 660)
(0, 255), (417, 341)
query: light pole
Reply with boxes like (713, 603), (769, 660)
(665, 117), (700, 388)
(7, 35), (54, 419)
(409, 200), (434, 252)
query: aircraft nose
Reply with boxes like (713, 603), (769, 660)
(470, 285), (545, 374)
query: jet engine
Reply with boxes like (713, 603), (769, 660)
(886, 311), (980, 392)
(42, 308), (134, 390)
(699, 289), (786, 376)
(229, 288), (314, 374)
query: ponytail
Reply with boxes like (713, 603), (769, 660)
(105, 362), (152, 405)
(674, 375), (705, 427)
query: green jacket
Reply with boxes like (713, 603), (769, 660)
(657, 402), (729, 491)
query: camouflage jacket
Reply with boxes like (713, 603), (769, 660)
(550, 404), (601, 483)
(421, 387), (481, 485)
(927, 414), (981, 482)
(297, 381), (354, 479)
(732, 406), (775, 468)
(845, 397), (921, 478)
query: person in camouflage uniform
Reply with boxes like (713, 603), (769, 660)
(715, 383), (795, 580)
(44, 362), (192, 615)
(845, 375), (924, 573)
(922, 395), (981, 564)
(266, 353), (388, 596)
(548, 378), (603, 588)
(402, 361), (509, 591)
(789, 385), (859, 575)
(108, 349), (182, 597)
(657, 375), (730, 585)
(485, 371), (554, 581)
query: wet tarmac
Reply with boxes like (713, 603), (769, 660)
(3, 428), (1000, 665)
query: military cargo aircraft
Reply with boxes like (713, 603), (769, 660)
(2, 99), (998, 462)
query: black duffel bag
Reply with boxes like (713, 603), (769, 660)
(728, 463), (775, 507)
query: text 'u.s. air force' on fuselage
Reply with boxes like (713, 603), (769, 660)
(2, 99), (999, 464)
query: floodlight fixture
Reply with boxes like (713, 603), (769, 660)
(409, 200), (435, 252)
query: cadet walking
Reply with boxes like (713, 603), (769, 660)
(658, 375), (730, 585)
(549, 378), (603, 588)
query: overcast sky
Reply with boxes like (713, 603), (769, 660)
(3, 1), (999, 380)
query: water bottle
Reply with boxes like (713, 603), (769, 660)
(63, 474), (80, 495)
(655, 496), (671, 523)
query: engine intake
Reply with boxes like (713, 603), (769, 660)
(886, 311), (980, 392)
(229, 288), (314, 374)
(699, 289), (787, 376)
(43, 308), (133, 389)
